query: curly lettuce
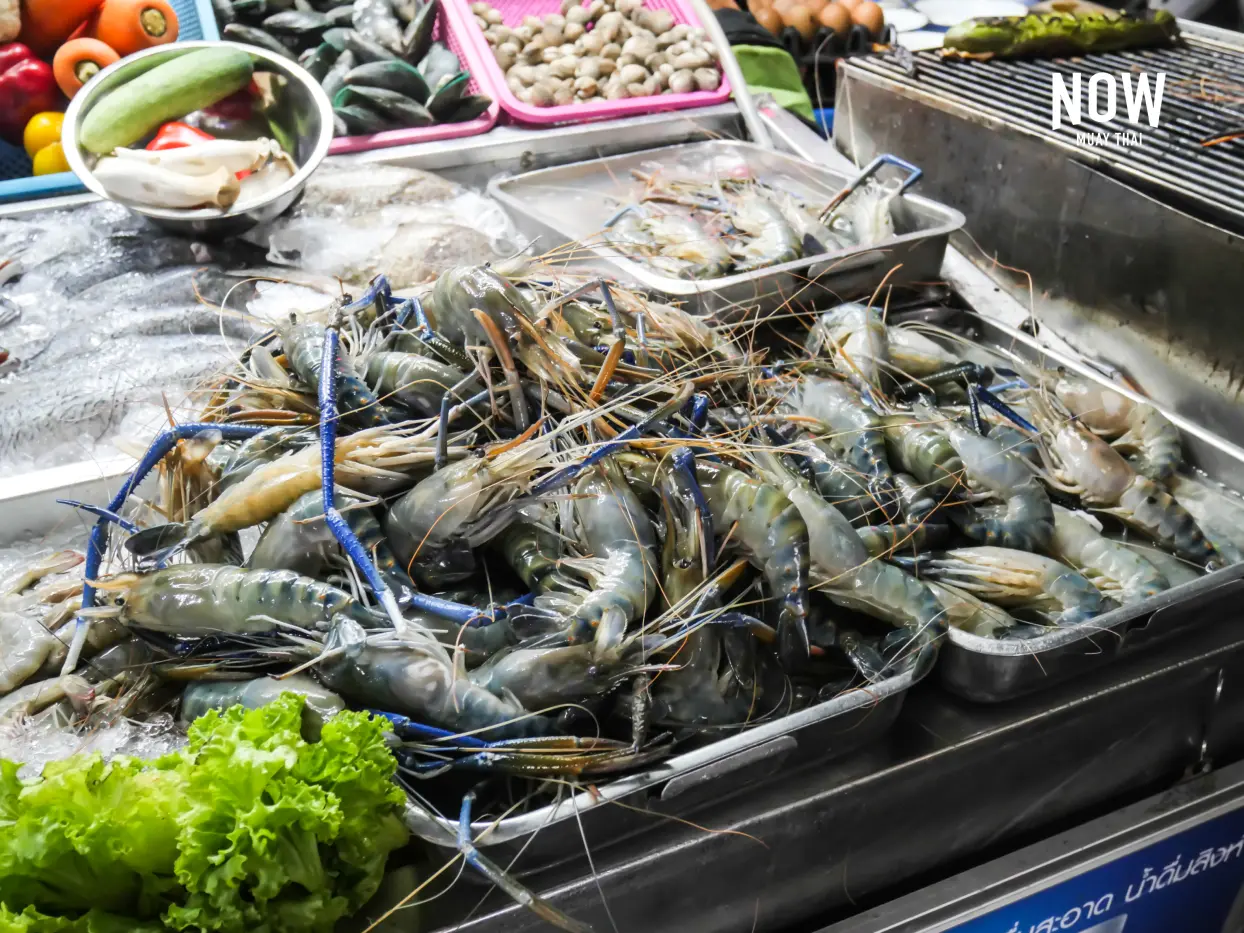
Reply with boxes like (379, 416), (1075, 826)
(0, 695), (408, 933)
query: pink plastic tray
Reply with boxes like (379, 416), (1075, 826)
(329, 1), (499, 155)
(444, 0), (731, 126)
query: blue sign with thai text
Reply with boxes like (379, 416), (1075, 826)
(949, 804), (1244, 933)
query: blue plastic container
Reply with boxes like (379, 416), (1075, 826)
(0, 0), (219, 205)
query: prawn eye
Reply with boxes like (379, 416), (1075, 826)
(114, 595), (126, 607)
(586, 664), (601, 679)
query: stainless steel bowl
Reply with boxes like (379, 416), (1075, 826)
(63, 40), (333, 237)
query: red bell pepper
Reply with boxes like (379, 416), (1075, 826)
(146, 121), (215, 151)
(143, 120), (254, 179)
(0, 49), (59, 145)
(0, 42), (35, 75)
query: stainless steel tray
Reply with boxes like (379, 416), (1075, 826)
(487, 140), (965, 317)
(407, 663), (921, 867)
(909, 304), (1244, 704)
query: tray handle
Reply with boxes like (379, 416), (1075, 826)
(659, 735), (797, 801)
(821, 153), (924, 219)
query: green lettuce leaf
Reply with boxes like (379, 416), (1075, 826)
(0, 694), (409, 933)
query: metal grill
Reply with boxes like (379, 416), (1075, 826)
(847, 34), (1244, 225)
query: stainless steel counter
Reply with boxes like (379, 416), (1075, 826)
(415, 594), (1244, 933)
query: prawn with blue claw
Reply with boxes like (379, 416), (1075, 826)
(2, 263), (1236, 932)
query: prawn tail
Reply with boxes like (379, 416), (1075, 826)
(123, 522), (193, 561)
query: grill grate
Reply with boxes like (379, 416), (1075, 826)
(848, 35), (1244, 224)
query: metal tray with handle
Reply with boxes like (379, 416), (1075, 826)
(905, 303), (1244, 704)
(406, 663), (922, 868)
(487, 140), (965, 317)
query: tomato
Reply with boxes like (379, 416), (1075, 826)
(32, 142), (70, 175)
(22, 111), (64, 158)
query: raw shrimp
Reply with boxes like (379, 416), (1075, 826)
(1168, 473), (1244, 565)
(318, 619), (552, 739)
(695, 460), (809, 669)
(364, 351), (481, 418)
(0, 674), (98, 724)
(94, 564), (383, 635)
(426, 264), (536, 345)
(792, 437), (879, 524)
(248, 489), (416, 603)
(637, 297), (744, 362)
(1117, 538), (1203, 587)
(279, 317), (397, 428)
(728, 192), (802, 272)
(0, 611), (67, 694)
(212, 426), (309, 494)
(385, 436), (552, 583)
(470, 623), (659, 711)
(805, 303), (888, 389)
(1048, 507), (1168, 604)
(1050, 373), (1181, 482)
(768, 188), (846, 254)
(881, 414), (964, 495)
(908, 547), (1114, 627)
(180, 674), (345, 738)
(755, 451), (944, 674)
(554, 459), (659, 645)
(129, 425), (452, 558)
(887, 326), (960, 379)
(642, 213), (733, 280)
(925, 580), (1024, 639)
(0, 551), (83, 597)
(793, 376), (900, 520)
(1029, 393), (1219, 567)
(918, 402), (1054, 552)
(495, 503), (584, 598)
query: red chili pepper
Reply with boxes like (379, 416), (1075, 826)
(0, 42), (35, 75)
(145, 121), (215, 151)
(0, 59), (59, 144)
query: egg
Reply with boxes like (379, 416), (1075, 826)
(782, 3), (817, 39)
(850, 0), (883, 36)
(817, 2), (850, 36)
(754, 5), (783, 33)
(836, 0), (860, 10)
(803, 0), (827, 14)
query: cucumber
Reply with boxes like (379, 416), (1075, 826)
(79, 48), (255, 155)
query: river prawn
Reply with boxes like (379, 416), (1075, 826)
(127, 423), (462, 559)
(791, 375), (901, 521)
(904, 546), (1114, 627)
(247, 489), (416, 604)
(925, 580), (1027, 639)
(279, 316), (401, 429)
(1047, 372), (1181, 483)
(364, 350), (481, 418)
(1048, 506), (1169, 604)
(318, 618), (553, 740)
(547, 458), (659, 646)
(92, 564), (386, 636)
(180, 674), (345, 738)
(384, 432), (556, 586)
(636, 212), (733, 280)
(693, 459), (810, 670)
(754, 450), (945, 675)
(915, 401), (1054, 552)
(1027, 392), (1220, 567)
(1168, 473), (1244, 565)
(805, 303), (889, 390)
(726, 191), (802, 272)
